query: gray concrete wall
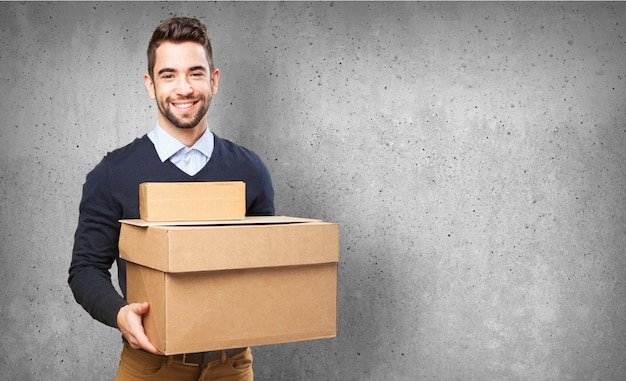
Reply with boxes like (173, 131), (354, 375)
(1, 2), (625, 380)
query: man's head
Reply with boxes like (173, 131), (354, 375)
(147, 17), (214, 80)
(144, 17), (220, 136)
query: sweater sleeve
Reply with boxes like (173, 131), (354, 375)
(246, 154), (275, 217)
(68, 158), (128, 328)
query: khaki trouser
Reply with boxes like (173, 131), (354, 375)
(114, 340), (253, 381)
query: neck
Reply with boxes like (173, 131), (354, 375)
(158, 117), (208, 147)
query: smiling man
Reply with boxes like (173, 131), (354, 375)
(68, 17), (274, 381)
(145, 39), (218, 143)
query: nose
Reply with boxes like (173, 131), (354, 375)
(176, 77), (193, 95)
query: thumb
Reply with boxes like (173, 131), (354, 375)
(132, 301), (150, 315)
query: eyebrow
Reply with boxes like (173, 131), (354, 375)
(157, 66), (208, 76)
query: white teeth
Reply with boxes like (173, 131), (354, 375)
(174, 103), (193, 109)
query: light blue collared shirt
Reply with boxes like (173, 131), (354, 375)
(147, 124), (214, 176)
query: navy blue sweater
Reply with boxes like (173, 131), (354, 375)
(68, 134), (274, 328)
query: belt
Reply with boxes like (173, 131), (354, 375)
(171, 348), (247, 366)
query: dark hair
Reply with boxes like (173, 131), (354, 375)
(147, 17), (214, 79)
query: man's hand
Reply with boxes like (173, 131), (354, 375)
(117, 302), (163, 355)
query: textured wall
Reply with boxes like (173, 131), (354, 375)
(1, 2), (625, 380)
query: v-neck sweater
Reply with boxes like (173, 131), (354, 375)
(68, 134), (274, 328)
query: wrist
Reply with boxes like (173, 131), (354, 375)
(116, 303), (130, 329)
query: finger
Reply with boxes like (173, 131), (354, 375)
(126, 327), (163, 355)
(125, 303), (162, 355)
(133, 330), (163, 355)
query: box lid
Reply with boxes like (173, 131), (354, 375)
(119, 216), (339, 273)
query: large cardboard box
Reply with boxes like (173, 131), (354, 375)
(119, 216), (339, 355)
(139, 182), (245, 222)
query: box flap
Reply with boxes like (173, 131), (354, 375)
(120, 215), (321, 227)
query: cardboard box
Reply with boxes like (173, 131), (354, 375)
(119, 216), (339, 355)
(139, 182), (245, 222)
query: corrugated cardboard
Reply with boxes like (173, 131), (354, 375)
(139, 182), (245, 222)
(119, 217), (339, 355)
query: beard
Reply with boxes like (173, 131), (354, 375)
(157, 95), (212, 130)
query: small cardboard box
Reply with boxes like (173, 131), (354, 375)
(119, 216), (339, 355)
(139, 182), (245, 222)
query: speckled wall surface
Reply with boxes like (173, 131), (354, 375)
(1, 2), (625, 380)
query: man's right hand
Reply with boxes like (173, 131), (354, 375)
(117, 302), (163, 355)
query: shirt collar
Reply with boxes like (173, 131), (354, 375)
(148, 124), (214, 162)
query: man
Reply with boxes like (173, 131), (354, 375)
(68, 17), (274, 380)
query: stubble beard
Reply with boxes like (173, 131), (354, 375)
(159, 96), (212, 130)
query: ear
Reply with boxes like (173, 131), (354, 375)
(210, 68), (220, 96)
(144, 73), (156, 100)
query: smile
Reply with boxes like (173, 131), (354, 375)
(173, 102), (195, 109)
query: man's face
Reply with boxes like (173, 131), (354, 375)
(144, 41), (219, 131)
